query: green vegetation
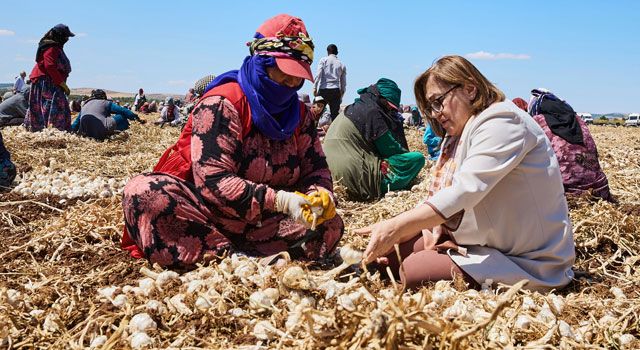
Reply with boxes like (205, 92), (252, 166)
(593, 116), (625, 126)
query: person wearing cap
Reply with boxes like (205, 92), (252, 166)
(24, 24), (75, 132)
(121, 14), (342, 267)
(311, 95), (331, 132)
(154, 97), (182, 126)
(313, 44), (347, 121)
(323, 78), (426, 201)
(71, 89), (146, 140)
(13, 71), (27, 94)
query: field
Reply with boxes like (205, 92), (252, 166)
(0, 117), (639, 349)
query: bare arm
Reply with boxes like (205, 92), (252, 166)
(356, 204), (445, 263)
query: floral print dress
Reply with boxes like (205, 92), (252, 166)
(123, 96), (344, 267)
(533, 114), (612, 201)
(24, 47), (72, 132)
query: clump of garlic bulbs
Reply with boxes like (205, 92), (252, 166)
(13, 168), (127, 199)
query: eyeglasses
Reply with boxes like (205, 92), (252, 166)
(428, 85), (460, 114)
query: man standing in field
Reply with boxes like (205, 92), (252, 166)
(13, 71), (27, 94)
(313, 44), (346, 121)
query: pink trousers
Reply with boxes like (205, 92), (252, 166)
(384, 232), (477, 289)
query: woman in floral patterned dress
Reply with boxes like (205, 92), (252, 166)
(121, 14), (343, 267)
(528, 88), (613, 202)
(24, 24), (74, 132)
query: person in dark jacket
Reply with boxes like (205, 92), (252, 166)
(0, 131), (16, 189)
(71, 89), (146, 140)
(24, 24), (74, 132)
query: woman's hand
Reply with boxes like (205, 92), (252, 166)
(301, 189), (336, 226)
(356, 218), (403, 264)
(356, 204), (447, 264)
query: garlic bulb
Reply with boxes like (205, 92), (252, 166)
(138, 278), (155, 296)
(130, 332), (154, 349)
(89, 335), (107, 349)
(6, 289), (23, 307)
(536, 304), (556, 323)
(168, 294), (192, 315)
(618, 334), (636, 348)
(282, 266), (313, 290)
(443, 300), (473, 322)
(249, 288), (280, 311)
(610, 287), (626, 299)
(155, 271), (180, 289)
(480, 279), (494, 293)
(144, 300), (167, 314)
(29, 309), (45, 318)
(42, 313), (60, 333)
(186, 279), (205, 294)
(129, 313), (157, 333)
(98, 286), (119, 301)
(229, 308), (246, 317)
(558, 320), (576, 340)
(110, 294), (128, 308)
(195, 296), (212, 311)
(521, 296), (537, 311)
(339, 245), (363, 265)
(547, 294), (565, 314)
(514, 315), (531, 330)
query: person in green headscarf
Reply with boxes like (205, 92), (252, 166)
(323, 78), (425, 200)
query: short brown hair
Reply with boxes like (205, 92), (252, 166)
(414, 55), (505, 137)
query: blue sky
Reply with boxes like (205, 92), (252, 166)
(1, 0), (638, 113)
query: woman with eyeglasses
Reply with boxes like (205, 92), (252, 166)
(357, 55), (575, 292)
(323, 78), (426, 201)
(120, 14), (343, 267)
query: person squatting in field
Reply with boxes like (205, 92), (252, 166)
(71, 89), (146, 140)
(322, 78), (426, 200)
(121, 14), (343, 267)
(359, 56), (575, 292)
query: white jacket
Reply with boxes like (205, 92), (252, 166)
(426, 101), (575, 292)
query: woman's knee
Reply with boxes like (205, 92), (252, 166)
(399, 250), (459, 289)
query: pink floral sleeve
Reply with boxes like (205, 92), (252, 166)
(191, 96), (277, 222)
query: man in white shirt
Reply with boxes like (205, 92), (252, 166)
(313, 44), (346, 121)
(13, 71), (26, 94)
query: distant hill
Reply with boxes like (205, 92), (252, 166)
(71, 88), (183, 102)
(0, 83), (12, 89)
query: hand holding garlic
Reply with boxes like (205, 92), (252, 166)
(275, 191), (311, 227)
(300, 189), (337, 228)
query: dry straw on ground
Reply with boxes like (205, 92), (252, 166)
(0, 117), (639, 349)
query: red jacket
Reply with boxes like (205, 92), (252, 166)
(30, 46), (70, 85)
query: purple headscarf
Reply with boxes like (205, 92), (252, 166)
(205, 55), (302, 141)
